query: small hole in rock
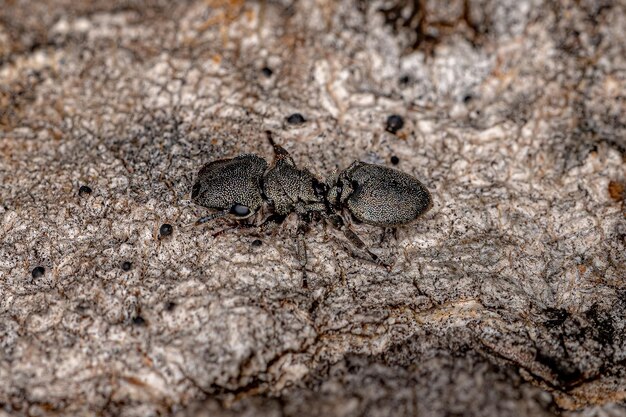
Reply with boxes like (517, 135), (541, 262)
(286, 113), (306, 125)
(32, 266), (45, 278)
(79, 185), (92, 196)
(132, 316), (146, 326)
(386, 115), (404, 134)
(261, 67), (273, 77)
(160, 224), (173, 237)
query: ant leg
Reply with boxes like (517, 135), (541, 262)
(192, 209), (238, 237)
(343, 227), (391, 269)
(296, 221), (309, 289)
(326, 214), (392, 269)
(379, 227), (398, 245)
(212, 213), (285, 238)
(258, 213), (287, 232)
(379, 227), (388, 245)
(211, 213), (287, 239)
(195, 210), (228, 225)
(265, 130), (293, 163)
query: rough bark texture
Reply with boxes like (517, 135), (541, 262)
(1, 0), (625, 416)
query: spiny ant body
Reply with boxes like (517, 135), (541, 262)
(191, 131), (432, 287)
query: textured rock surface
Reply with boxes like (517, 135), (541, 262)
(1, 0), (625, 416)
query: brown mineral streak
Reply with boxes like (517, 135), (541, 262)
(608, 180), (624, 202)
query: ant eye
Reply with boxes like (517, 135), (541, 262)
(230, 204), (251, 217)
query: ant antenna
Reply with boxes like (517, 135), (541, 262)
(265, 130), (290, 160)
(265, 130), (276, 147)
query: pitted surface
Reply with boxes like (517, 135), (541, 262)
(192, 154), (268, 217)
(1, 0), (625, 416)
(343, 162), (432, 226)
(262, 156), (323, 217)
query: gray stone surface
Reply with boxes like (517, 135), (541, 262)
(1, 0), (625, 416)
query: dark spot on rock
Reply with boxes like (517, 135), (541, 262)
(390, 155), (400, 165)
(535, 350), (583, 387)
(346, 356), (363, 374)
(286, 113), (306, 125)
(78, 185), (92, 196)
(159, 223), (173, 237)
(251, 239), (263, 247)
(544, 308), (569, 327)
(309, 298), (319, 314)
(463, 94), (473, 103)
(121, 261), (132, 271)
(398, 75), (411, 85)
(31, 266), (45, 278)
(586, 304), (615, 346)
(132, 316), (146, 326)
(165, 301), (177, 311)
(386, 115), (404, 134)
(261, 67), (273, 77)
